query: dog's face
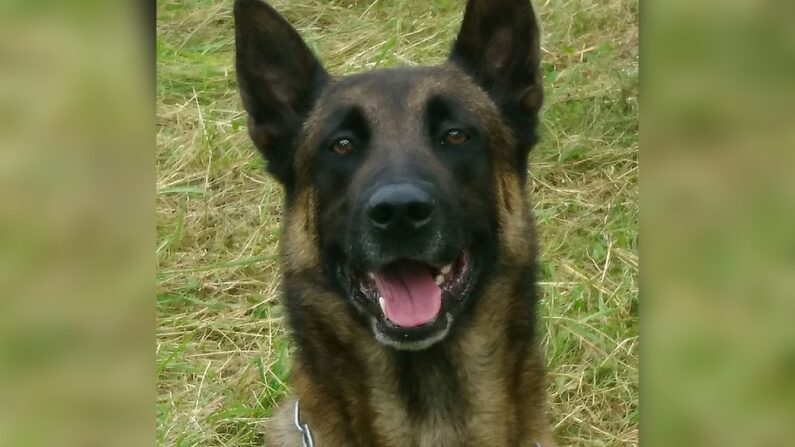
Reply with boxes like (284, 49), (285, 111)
(235, 0), (542, 350)
(311, 68), (503, 349)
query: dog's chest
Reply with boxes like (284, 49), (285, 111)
(366, 351), (470, 446)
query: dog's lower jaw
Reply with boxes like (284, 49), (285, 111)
(371, 313), (453, 351)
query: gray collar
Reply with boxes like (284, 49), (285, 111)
(293, 400), (315, 447)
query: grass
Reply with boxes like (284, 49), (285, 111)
(156, 0), (638, 446)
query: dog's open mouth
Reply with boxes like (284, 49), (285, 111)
(354, 252), (471, 329)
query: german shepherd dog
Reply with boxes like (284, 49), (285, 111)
(234, 0), (554, 445)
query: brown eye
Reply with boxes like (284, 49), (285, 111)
(442, 129), (469, 145)
(330, 138), (354, 155)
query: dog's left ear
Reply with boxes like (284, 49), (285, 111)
(450, 0), (543, 120)
(234, 0), (329, 186)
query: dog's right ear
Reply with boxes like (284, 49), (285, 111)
(449, 0), (543, 121)
(234, 0), (329, 185)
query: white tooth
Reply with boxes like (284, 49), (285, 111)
(441, 265), (452, 275)
(435, 275), (444, 285)
(368, 272), (376, 280)
(378, 297), (386, 313)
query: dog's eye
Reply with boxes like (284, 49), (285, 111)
(330, 138), (355, 155)
(441, 129), (469, 145)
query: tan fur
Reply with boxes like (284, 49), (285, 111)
(264, 276), (556, 446)
(235, 0), (553, 442)
(263, 65), (554, 447)
(268, 160), (551, 446)
(282, 189), (321, 274)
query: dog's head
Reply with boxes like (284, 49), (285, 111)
(235, 0), (542, 350)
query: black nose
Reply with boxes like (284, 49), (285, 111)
(366, 183), (435, 235)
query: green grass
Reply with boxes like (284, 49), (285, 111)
(156, 0), (638, 445)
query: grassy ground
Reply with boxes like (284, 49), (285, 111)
(156, 0), (638, 445)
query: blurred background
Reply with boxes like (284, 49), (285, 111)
(644, 0), (795, 445)
(0, 1), (153, 446)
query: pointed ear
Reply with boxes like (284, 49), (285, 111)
(234, 0), (329, 185)
(449, 0), (543, 118)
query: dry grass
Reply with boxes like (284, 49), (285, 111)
(156, 0), (638, 446)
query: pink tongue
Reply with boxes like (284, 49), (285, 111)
(372, 261), (442, 328)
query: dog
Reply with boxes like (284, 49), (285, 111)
(234, 0), (553, 445)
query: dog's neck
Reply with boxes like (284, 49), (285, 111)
(280, 270), (549, 446)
